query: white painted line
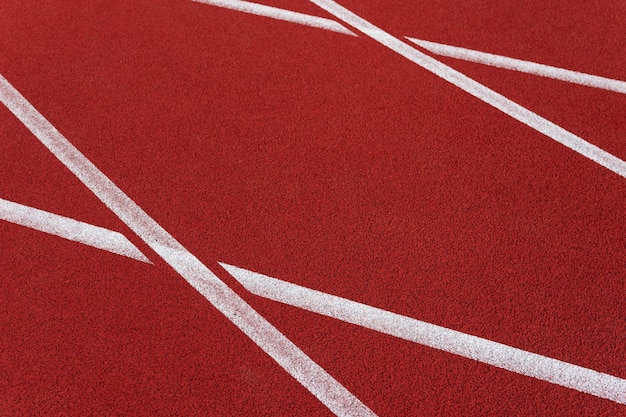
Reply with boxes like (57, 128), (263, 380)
(0, 197), (150, 263)
(221, 263), (626, 405)
(406, 37), (626, 95)
(308, 0), (626, 180)
(192, 0), (356, 36)
(0, 74), (377, 417)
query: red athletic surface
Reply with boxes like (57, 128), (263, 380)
(1, 0), (625, 415)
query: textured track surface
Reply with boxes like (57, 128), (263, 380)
(1, 1), (625, 415)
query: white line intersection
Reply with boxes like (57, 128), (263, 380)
(1, 190), (625, 405)
(2, 0), (625, 415)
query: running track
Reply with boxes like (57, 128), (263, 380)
(1, 0), (625, 415)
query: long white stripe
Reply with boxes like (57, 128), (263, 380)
(0, 75), (376, 417)
(0, 197), (150, 263)
(192, 0), (356, 36)
(221, 263), (626, 405)
(406, 38), (626, 95)
(309, 0), (626, 180)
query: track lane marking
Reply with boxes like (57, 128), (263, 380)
(191, 0), (626, 95)
(221, 263), (626, 405)
(0, 74), (377, 417)
(308, 0), (626, 180)
(0, 197), (150, 263)
(406, 37), (626, 94)
(192, 0), (356, 36)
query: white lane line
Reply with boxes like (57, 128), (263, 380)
(308, 0), (626, 180)
(192, 0), (356, 36)
(406, 37), (626, 95)
(0, 197), (150, 263)
(0, 74), (377, 417)
(221, 263), (626, 405)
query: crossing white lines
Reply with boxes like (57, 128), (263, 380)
(0, 197), (150, 262)
(192, 0), (626, 179)
(308, 0), (626, 180)
(2, 0), (625, 413)
(193, 0), (626, 94)
(4, 185), (626, 405)
(0, 74), (378, 417)
(406, 37), (626, 95)
(220, 263), (626, 405)
(192, 0), (356, 35)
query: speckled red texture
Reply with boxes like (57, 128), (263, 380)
(1, 0), (625, 415)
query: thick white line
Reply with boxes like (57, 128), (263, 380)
(406, 37), (626, 95)
(192, 0), (356, 36)
(309, 0), (626, 180)
(0, 75), (377, 417)
(220, 263), (626, 405)
(0, 198), (150, 263)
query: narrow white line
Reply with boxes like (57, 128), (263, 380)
(192, 0), (356, 36)
(220, 263), (626, 405)
(309, 0), (626, 180)
(0, 75), (376, 417)
(406, 37), (626, 95)
(0, 198), (150, 263)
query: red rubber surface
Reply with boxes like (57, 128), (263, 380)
(1, 0), (625, 415)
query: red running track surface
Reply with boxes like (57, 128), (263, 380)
(1, 0), (625, 415)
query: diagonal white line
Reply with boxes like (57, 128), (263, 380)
(0, 197), (150, 263)
(220, 263), (626, 405)
(406, 37), (626, 95)
(0, 74), (377, 417)
(309, 0), (626, 180)
(192, 0), (356, 36)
